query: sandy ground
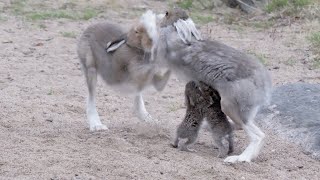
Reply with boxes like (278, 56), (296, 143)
(1, 1), (320, 179)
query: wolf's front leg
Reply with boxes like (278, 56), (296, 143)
(133, 94), (158, 123)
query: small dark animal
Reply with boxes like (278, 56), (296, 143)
(172, 81), (234, 158)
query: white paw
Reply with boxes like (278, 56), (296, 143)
(224, 155), (252, 163)
(89, 124), (108, 131)
(138, 113), (159, 124)
(180, 147), (197, 152)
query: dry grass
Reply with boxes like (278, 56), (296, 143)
(308, 31), (320, 69)
(60, 31), (77, 38)
(265, 0), (319, 19)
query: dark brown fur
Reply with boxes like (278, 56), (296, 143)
(173, 81), (234, 157)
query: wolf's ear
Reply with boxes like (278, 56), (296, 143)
(106, 39), (126, 53)
(106, 35), (127, 53)
(184, 92), (195, 107)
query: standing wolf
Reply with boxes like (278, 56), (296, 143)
(156, 8), (272, 163)
(77, 11), (170, 131)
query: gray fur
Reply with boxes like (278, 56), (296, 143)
(173, 81), (234, 158)
(78, 22), (167, 90)
(157, 8), (272, 162)
(77, 21), (170, 131)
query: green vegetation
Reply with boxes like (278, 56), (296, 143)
(191, 12), (214, 24)
(266, 0), (312, 13)
(26, 8), (99, 21)
(27, 10), (74, 20)
(177, 0), (194, 9)
(81, 8), (99, 20)
(8, 0), (100, 21)
(10, 0), (28, 15)
(308, 32), (320, 69)
(222, 13), (238, 25)
(266, 0), (289, 12)
(60, 31), (77, 38)
(308, 32), (320, 52)
(256, 53), (268, 65)
(250, 21), (275, 30)
(47, 89), (54, 95)
(292, 0), (311, 7)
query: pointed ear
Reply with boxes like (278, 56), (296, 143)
(106, 39), (126, 53)
(188, 96), (195, 107)
(135, 25), (145, 33)
(185, 91), (195, 107)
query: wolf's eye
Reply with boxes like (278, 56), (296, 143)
(165, 11), (169, 17)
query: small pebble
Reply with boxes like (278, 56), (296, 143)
(273, 66), (280, 69)
(46, 119), (53, 122)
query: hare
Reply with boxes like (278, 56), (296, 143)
(155, 8), (272, 163)
(172, 81), (234, 158)
(77, 11), (170, 131)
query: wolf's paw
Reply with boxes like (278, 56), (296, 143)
(138, 112), (159, 124)
(224, 155), (252, 163)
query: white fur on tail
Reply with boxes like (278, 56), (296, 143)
(174, 18), (203, 44)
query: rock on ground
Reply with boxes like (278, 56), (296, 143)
(258, 83), (320, 160)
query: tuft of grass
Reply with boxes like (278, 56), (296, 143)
(222, 13), (240, 25)
(266, 0), (313, 13)
(256, 53), (268, 65)
(60, 31), (77, 38)
(26, 8), (99, 21)
(81, 8), (99, 20)
(308, 32), (320, 69)
(47, 89), (53, 95)
(27, 10), (74, 20)
(177, 0), (194, 9)
(10, 0), (28, 15)
(308, 32), (320, 53)
(266, 0), (289, 13)
(251, 21), (275, 30)
(191, 13), (214, 24)
(292, 0), (311, 7)
(8, 0), (100, 21)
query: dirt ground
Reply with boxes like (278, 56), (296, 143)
(0, 0), (320, 179)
